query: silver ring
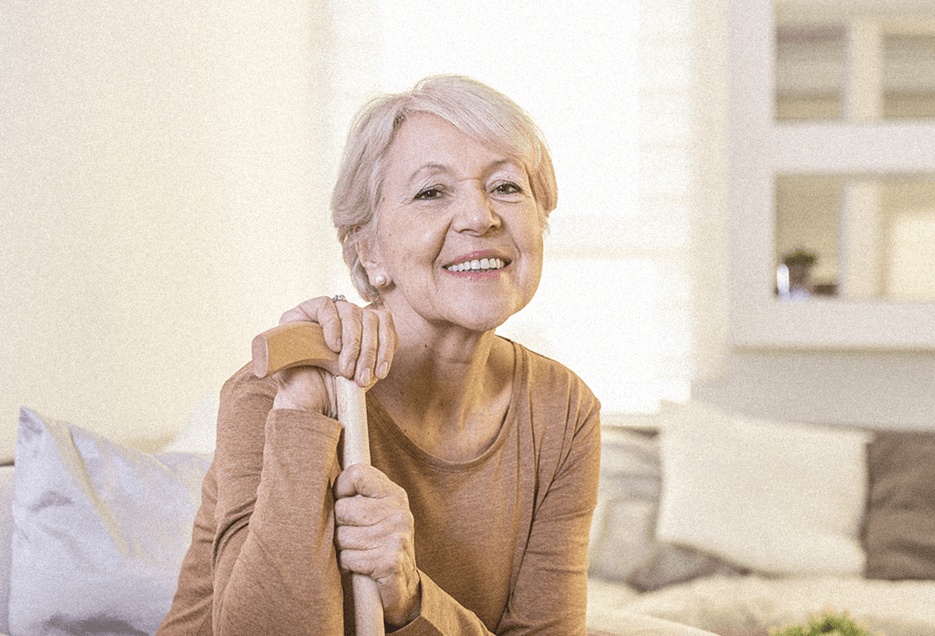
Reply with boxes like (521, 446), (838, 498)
(331, 294), (346, 303)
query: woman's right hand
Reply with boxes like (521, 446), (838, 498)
(271, 296), (398, 416)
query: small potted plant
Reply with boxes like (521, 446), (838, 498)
(782, 248), (817, 295)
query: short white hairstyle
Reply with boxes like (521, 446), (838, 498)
(331, 74), (558, 302)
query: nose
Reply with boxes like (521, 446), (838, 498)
(452, 184), (501, 234)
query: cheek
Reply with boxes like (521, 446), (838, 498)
(519, 205), (546, 257)
(514, 218), (544, 288)
(378, 218), (443, 269)
(521, 209), (546, 291)
(526, 248), (544, 293)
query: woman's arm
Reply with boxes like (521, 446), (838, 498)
(212, 297), (401, 635)
(498, 380), (602, 635)
(210, 366), (346, 635)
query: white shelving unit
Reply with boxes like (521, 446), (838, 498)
(728, 0), (935, 349)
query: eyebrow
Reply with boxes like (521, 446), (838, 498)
(407, 159), (523, 187)
(408, 162), (448, 184)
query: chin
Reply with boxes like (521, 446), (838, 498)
(455, 303), (522, 334)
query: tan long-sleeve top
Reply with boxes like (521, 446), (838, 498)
(157, 339), (601, 635)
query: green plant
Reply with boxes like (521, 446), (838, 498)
(769, 610), (875, 636)
(782, 249), (817, 267)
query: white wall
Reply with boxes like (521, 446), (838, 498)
(695, 350), (935, 430)
(4, 0), (928, 458)
(0, 1), (343, 453)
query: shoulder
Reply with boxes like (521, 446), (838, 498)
(508, 339), (601, 422)
(502, 339), (601, 457)
(503, 338), (602, 496)
(215, 362), (279, 449)
(220, 362), (279, 406)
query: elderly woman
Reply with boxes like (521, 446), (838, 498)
(158, 75), (601, 635)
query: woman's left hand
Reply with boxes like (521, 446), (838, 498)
(333, 463), (422, 628)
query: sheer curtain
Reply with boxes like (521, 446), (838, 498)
(320, 0), (729, 416)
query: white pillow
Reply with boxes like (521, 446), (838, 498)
(10, 407), (211, 636)
(589, 428), (745, 591)
(161, 392), (219, 454)
(656, 402), (872, 575)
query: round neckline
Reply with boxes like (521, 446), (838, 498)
(366, 338), (523, 471)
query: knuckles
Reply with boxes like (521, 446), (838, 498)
(335, 527), (414, 581)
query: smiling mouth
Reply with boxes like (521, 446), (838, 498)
(445, 257), (508, 273)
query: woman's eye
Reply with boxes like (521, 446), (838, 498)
(415, 186), (445, 200)
(492, 182), (523, 196)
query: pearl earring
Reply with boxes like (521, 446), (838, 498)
(373, 274), (388, 287)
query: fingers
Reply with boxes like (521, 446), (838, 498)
(335, 301), (363, 381)
(335, 520), (421, 628)
(277, 296), (398, 388)
(333, 466), (413, 572)
(332, 464), (421, 626)
(335, 301), (399, 387)
(333, 462), (397, 501)
(335, 527), (413, 577)
(279, 297), (343, 353)
(375, 309), (398, 380)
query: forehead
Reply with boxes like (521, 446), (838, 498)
(384, 113), (525, 177)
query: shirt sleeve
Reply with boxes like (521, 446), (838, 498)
(210, 365), (347, 636)
(386, 571), (499, 635)
(496, 375), (602, 635)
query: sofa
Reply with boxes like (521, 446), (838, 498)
(1, 398), (933, 636)
(586, 403), (935, 636)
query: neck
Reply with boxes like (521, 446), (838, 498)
(375, 322), (497, 424)
(370, 311), (514, 460)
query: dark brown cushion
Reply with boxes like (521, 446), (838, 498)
(863, 431), (935, 580)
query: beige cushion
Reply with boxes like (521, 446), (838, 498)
(656, 402), (872, 575)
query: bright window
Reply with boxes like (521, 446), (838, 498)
(498, 259), (663, 413)
(326, 0), (701, 414)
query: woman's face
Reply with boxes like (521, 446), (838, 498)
(362, 112), (545, 335)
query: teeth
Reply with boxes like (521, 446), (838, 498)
(446, 258), (505, 272)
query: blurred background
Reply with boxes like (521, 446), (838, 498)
(7, 0), (935, 454)
(2, 0), (728, 450)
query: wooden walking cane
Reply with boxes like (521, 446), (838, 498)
(252, 321), (386, 636)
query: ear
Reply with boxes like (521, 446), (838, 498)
(356, 235), (390, 289)
(356, 234), (381, 273)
